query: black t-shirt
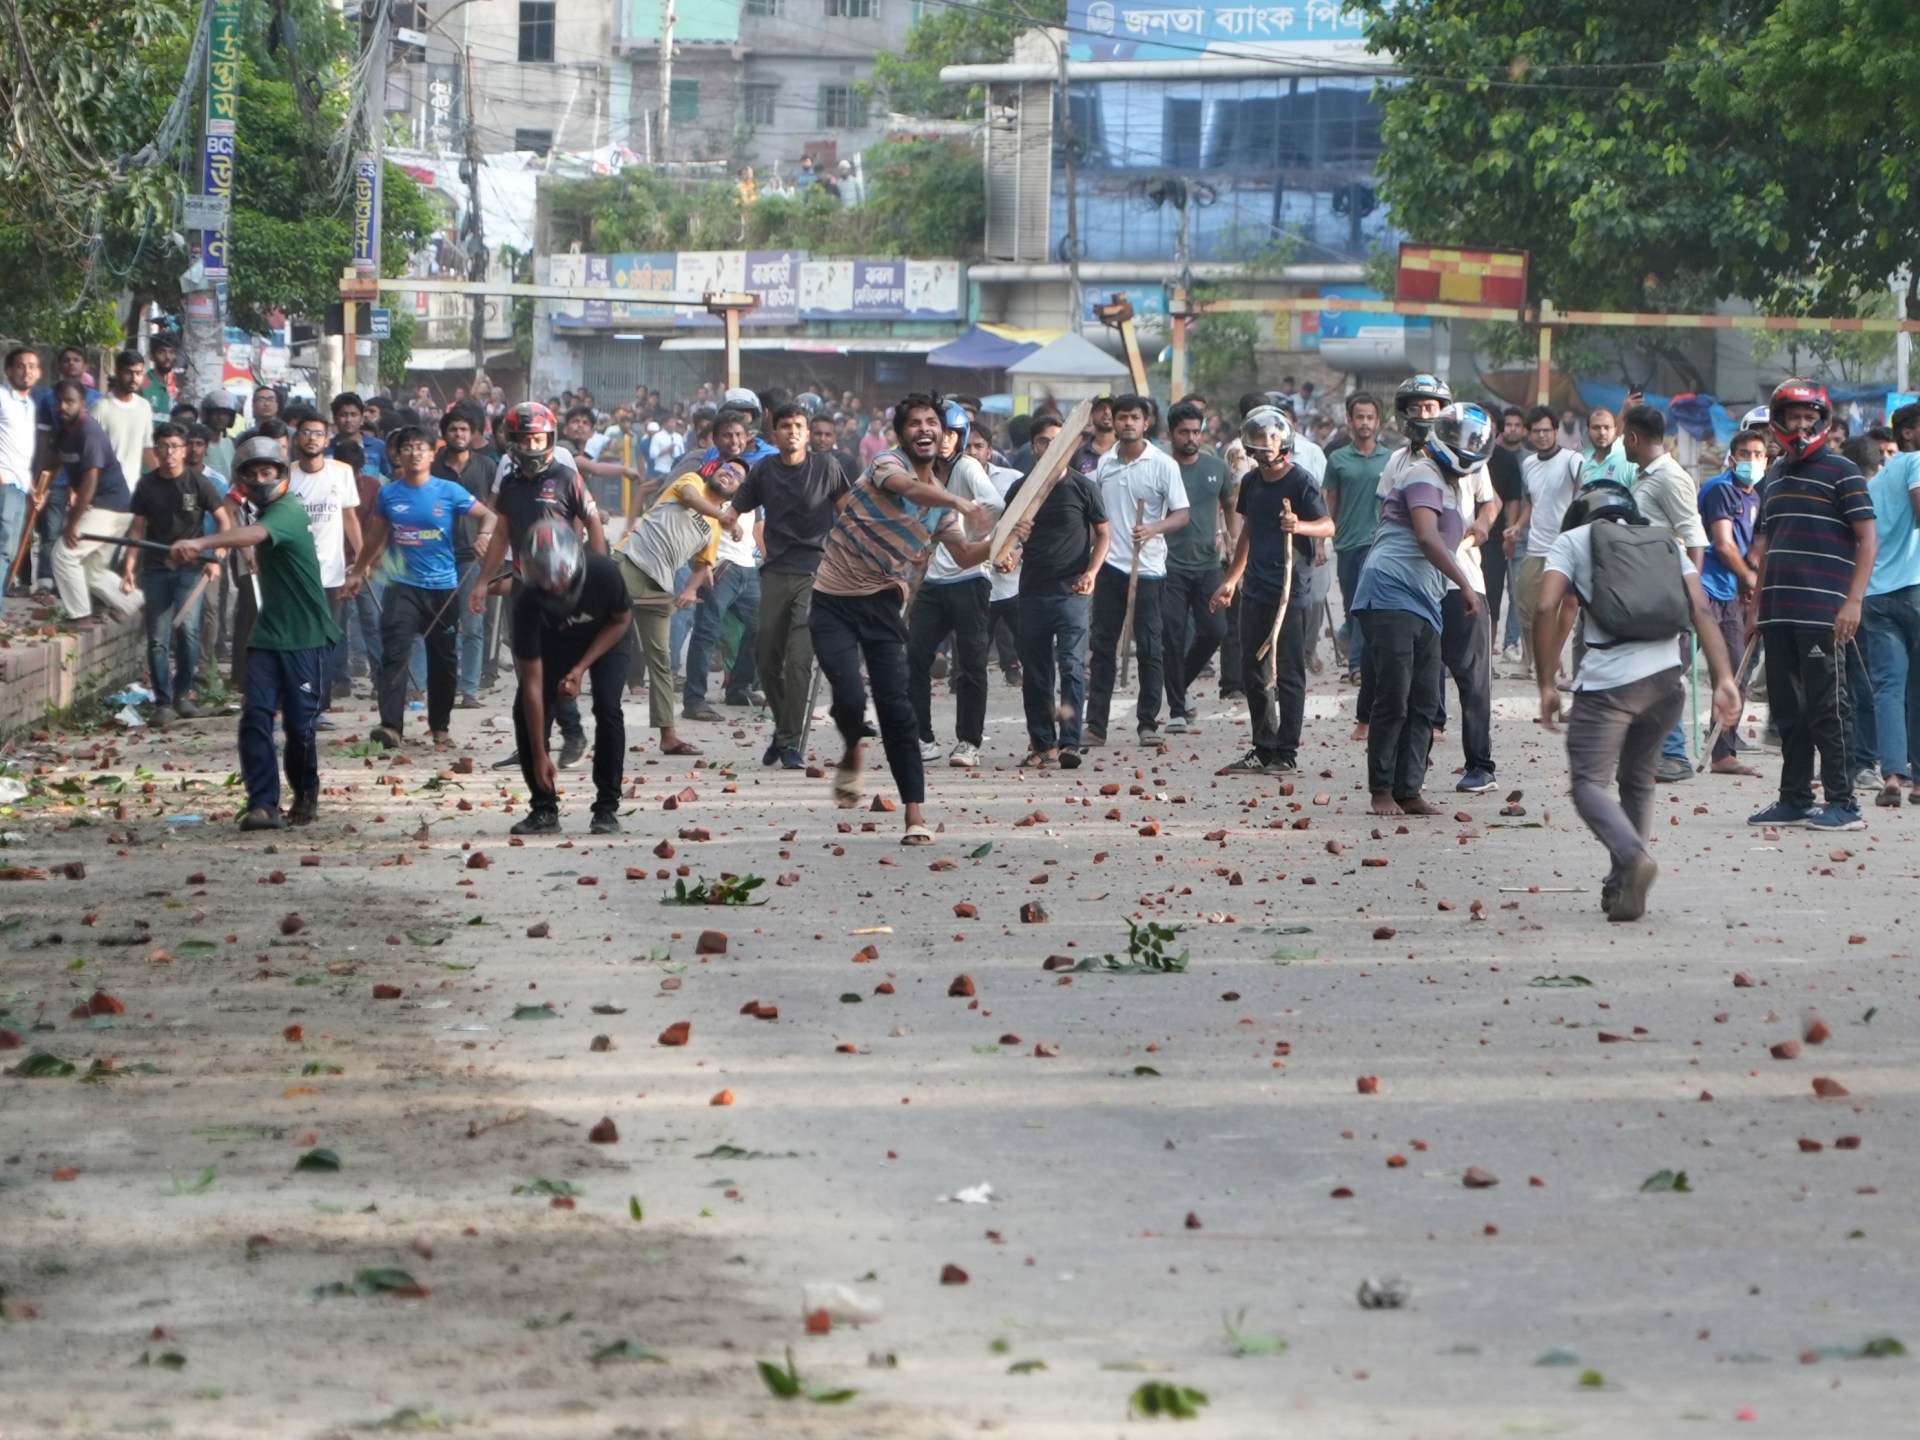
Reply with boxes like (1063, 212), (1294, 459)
(732, 452), (852, 575)
(510, 553), (631, 677)
(1007, 470), (1107, 596)
(130, 467), (228, 572)
(492, 464), (599, 571)
(1485, 445), (1523, 543)
(1234, 463), (1327, 606)
(433, 448), (496, 561)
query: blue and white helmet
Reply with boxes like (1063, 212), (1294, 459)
(1424, 402), (1495, 478)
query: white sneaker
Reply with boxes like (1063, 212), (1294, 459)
(1500, 645), (1522, 664)
(948, 741), (980, 768)
(919, 739), (943, 763)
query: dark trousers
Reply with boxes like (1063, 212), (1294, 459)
(33, 487), (69, 584)
(1481, 535), (1510, 649)
(759, 569), (816, 750)
(1162, 564), (1226, 721)
(379, 582), (458, 735)
(1435, 588), (1494, 775)
(1335, 547), (1368, 676)
(239, 646), (325, 814)
(229, 575), (257, 697)
(515, 643), (629, 813)
(1087, 565), (1166, 737)
(1707, 597), (1749, 762)
(909, 578), (991, 747)
(809, 588), (925, 805)
(1359, 608), (1442, 799)
(1017, 589), (1089, 752)
(990, 595), (1020, 677)
(139, 567), (208, 708)
(1240, 590), (1309, 760)
(1763, 625), (1855, 810)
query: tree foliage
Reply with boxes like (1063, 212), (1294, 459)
(1360, 0), (1920, 318)
(868, 0), (1067, 121)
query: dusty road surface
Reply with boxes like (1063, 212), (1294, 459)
(1, 661), (1915, 1439)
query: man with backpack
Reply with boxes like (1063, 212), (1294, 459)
(1534, 481), (1742, 922)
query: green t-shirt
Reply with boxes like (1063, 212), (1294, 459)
(140, 378), (174, 417)
(249, 493), (341, 653)
(1164, 452), (1235, 572)
(1322, 443), (1391, 552)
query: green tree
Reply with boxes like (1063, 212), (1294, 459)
(868, 0), (1066, 121)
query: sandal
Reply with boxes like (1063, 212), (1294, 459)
(900, 824), (933, 846)
(1019, 751), (1053, 769)
(833, 763), (863, 809)
(660, 740), (702, 756)
(683, 705), (722, 723)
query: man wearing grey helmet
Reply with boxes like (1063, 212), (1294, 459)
(167, 436), (339, 831)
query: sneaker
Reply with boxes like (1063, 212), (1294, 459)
(491, 749), (522, 771)
(1164, 715), (1189, 736)
(288, 791), (318, 827)
(456, 693), (481, 709)
(1854, 766), (1881, 793)
(510, 806), (560, 836)
(919, 739), (944, 763)
(368, 725), (402, 750)
(173, 698), (203, 720)
(762, 742), (781, 767)
(1058, 749), (1083, 769)
(588, 810), (620, 835)
(559, 734), (587, 768)
(239, 806), (285, 831)
(1003, 665), (1022, 688)
(1265, 755), (1301, 776)
(1655, 756), (1692, 783)
(316, 717), (336, 730)
(150, 705), (178, 727)
(779, 746), (805, 769)
(1456, 768), (1496, 793)
(1224, 748), (1269, 774)
(948, 741), (980, 768)
(1808, 803), (1866, 832)
(1747, 801), (1814, 827)
(1500, 645), (1522, 664)
(1217, 688), (1244, 703)
(1608, 853), (1659, 923)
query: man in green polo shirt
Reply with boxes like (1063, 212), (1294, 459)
(1161, 400), (1237, 733)
(168, 436), (340, 832)
(1321, 390), (1390, 684)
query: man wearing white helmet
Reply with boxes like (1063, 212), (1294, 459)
(167, 436), (340, 831)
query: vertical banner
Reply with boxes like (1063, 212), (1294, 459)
(351, 152), (383, 277)
(199, 0), (243, 281)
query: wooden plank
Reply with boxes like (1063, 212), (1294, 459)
(989, 398), (1093, 566)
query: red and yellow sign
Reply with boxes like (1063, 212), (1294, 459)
(1396, 245), (1530, 312)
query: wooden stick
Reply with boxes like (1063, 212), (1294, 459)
(6, 473), (51, 590)
(1119, 498), (1146, 687)
(1694, 629), (1761, 772)
(1255, 499), (1296, 663)
(988, 398), (1094, 567)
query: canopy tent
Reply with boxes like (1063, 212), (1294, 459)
(1004, 332), (1130, 381)
(927, 322), (1060, 370)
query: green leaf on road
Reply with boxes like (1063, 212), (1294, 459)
(591, 1338), (667, 1365)
(9, 1051), (75, 1077)
(1640, 1169), (1692, 1193)
(511, 1004), (558, 1020)
(1529, 974), (1593, 987)
(294, 1147), (341, 1172)
(164, 1166), (219, 1195)
(512, 1178), (583, 1196)
(629, 1196), (644, 1221)
(1129, 1381), (1210, 1419)
(970, 841), (993, 858)
(1008, 1359), (1049, 1374)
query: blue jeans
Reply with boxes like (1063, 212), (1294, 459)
(683, 563), (760, 709)
(240, 646), (326, 813)
(140, 567), (208, 707)
(1862, 586), (1920, 780)
(0, 484), (28, 585)
(670, 562), (695, 673)
(346, 578), (383, 676)
(1335, 546), (1367, 675)
(1661, 637), (1693, 763)
(456, 562), (485, 696)
(34, 486), (68, 584)
(1016, 589), (1090, 752)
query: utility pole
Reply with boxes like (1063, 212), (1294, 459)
(658, 0), (676, 166)
(1054, 28), (1081, 333)
(462, 44), (488, 390)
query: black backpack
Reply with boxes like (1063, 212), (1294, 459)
(1583, 520), (1690, 646)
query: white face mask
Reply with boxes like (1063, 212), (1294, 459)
(1732, 459), (1764, 486)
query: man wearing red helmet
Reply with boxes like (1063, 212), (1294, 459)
(1745, 378), (1879, 832)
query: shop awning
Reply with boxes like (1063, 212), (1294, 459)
(927, 323), (1061, 370)
(656, 336), (946, 354)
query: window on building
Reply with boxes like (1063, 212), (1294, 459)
(514, 127), (553, 155)
(819, 84), (869, 129)
(1162, 99), (1201, 170)
(744, 83), (779, 127)
(745, 0), (786, 13)
(825, 0), (874, 17)
(517, 1), (555, 62)
(670, 78), (701, 122)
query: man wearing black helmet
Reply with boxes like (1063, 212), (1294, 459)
(507, 518), (633, 836)
(167, 437), (340, 831)
(1534, 481), (1741, 920)
(1348, 402), (1485, 816)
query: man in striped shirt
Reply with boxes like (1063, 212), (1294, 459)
(811, 392), (993, 844)
(1745, 379), (1878, 832)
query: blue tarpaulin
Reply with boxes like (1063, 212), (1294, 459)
(1576, 382), (1738, 445)
(928, 325), (1046, 371)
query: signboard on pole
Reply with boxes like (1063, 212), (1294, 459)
(369, 308), (393, 340)
(1396, 244), (1530, 312)
(352, 152), (383, 277)
(198, 0), (243, 281)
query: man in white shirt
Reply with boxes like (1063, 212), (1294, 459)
(678, 412), (771, 724)
(0, 345), (41, 591)
(1086, 393), (1190, 749)
(648, 418), (685, 478)
(1534, 485), (1739, 923)
(288, 409), (363, 711)
(89, 350), (157, 486)
(1507, 403), (1585, 676)
(905, 404), (1005, 769)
